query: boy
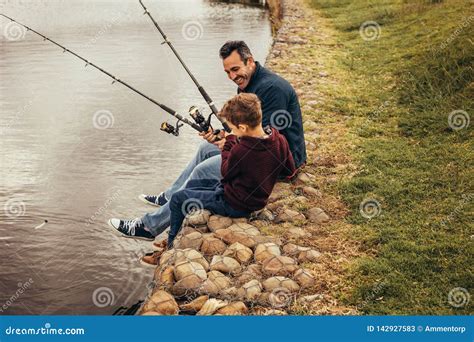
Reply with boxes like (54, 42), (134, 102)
(163, 92), (295, 250)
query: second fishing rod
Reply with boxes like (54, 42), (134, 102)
(139, 0), (231, 135)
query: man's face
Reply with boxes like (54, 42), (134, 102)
(223, 50), (256, 90)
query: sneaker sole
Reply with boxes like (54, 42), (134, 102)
(107, 219), (154, 242)
(138, 195), (161, 207)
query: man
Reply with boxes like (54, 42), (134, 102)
(108, 40), (307, 240)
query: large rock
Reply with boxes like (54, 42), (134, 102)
(172, 274), (205, 296)
(208, 215), (233, 232)
(295, 172), (313, 184)
(141, 290), (179, 315)
(214, 228), (257, 249)
(274, 208), (306, 223)
(199, 271), (232, 296)
(288, 227), (311, 238)
(159, 249), (177, 267)
(185, 209), (211, 226)
(236, 264), (262, 285)
(223, 242), (253, 264)
(282, 243), (311, 256)
(266, 200), (286, 213)
(174, 249), (209, 271)
(154, 265), (174, 290)
(306, 207), (330, 224)
(297, 250), (322, 263)
(302, 186), (322, 198)
(237, 280), (262, 301)
(268, 182), (293, 203)
(228, 223), (260, 236)
(176, 231), (203, 250)
(210, 255), (242, 274)
(174, 261), (207, 282)
(294, 269), (316, 288)
(215, 301), (248, 315)
(262, 276), (300, 292)
(200, 236), (227, 256)
(254, 243), (281, 263)
(196, 298), (228, 315)
(250, 208), (275, 221)
(261, 255), (298, 277)
(179, 295), (208, 312)
(253, 235), (283, 246)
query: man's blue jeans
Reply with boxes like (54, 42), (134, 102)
(168, 179), (250, 246)
(142, 141), (221, 236)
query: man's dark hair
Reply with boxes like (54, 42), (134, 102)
(219, 40), (253, 64)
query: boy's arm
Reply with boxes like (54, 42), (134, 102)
(221, 135), (244, 180)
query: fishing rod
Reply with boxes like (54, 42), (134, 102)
(139, 0), (231, 135)
(0, 13), (202, 136)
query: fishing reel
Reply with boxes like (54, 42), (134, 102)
(160, 106), (222, 138)
(160, 121), (182, 136)
(188, 106), (211, 132)
(188, 106), (222, 138)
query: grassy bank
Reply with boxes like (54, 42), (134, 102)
(309, 0), (473, 314)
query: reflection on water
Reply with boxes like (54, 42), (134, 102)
(0, 0), (271, 314)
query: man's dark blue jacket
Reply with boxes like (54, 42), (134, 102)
(239, 62), (307, 168)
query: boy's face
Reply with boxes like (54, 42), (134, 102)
(222, 51), (256, 90)
(227, 121), (248, 137)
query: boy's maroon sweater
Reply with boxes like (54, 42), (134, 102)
(221, 127), (296, 212)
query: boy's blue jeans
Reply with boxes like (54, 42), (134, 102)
(142, 141), (221, 236)
(167, 179), (250, 247)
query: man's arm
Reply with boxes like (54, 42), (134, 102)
(257, 83), (290, 128)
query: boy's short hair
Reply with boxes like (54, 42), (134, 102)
(220, 93), (262, 128)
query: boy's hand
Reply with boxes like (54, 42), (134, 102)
(213, 137), (226, 150)
(199, 128), (217, 143)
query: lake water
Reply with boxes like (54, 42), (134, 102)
(0, 0), (271, 314)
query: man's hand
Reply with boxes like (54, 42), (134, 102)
(199, 128), (218, 143)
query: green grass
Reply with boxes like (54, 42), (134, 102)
(310, 0), (473, 314)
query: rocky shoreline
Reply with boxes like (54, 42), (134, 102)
(139, 0), (359, 316)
